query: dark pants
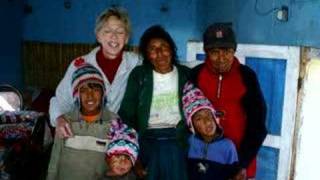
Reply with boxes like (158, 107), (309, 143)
(139, 128), (188, 180)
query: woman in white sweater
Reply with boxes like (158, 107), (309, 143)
(49, 7), (141, 138)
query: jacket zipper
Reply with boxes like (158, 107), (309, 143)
(217, 74), (223, 98)
(202, 142), (208, 159)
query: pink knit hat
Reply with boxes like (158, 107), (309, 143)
(106, 118), (139, 165)
(182, 82), (219, 133)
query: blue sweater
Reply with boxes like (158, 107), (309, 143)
(188, 134), (238, 180)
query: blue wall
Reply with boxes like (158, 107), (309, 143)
(2, 0), (320, 88)
(0, 0), (24, 89)
(23, 0), (202, 60)
(205, 0), (320, 48)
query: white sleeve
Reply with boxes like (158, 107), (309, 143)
(49, 62), (76, 127)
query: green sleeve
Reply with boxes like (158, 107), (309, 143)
(118, 67), (141, 129)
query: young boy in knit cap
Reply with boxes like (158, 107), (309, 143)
(182, 82), (239, 180)
(103, 118), (139, 179)
(47, 62), (131, 180)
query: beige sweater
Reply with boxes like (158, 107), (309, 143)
(46, 109), (115, 180)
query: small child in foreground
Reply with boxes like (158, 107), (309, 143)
(182, 82), (239, 180)
(103, 118), (139, 180)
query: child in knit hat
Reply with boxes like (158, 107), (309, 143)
(47, 63), (130, 180)
(103, 118), (139, 179)
(182, 82), (239, 180)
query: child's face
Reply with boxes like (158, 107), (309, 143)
(108, 154), (132, 176)
(192, 109), (217, 141)
(79, 83), (103, 115)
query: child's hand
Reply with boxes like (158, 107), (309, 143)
(134, 159), (147, 178)
(232, 168), (246, 180)
(56, 116), (73, 138)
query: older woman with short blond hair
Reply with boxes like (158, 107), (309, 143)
(49, 7), (141, 139)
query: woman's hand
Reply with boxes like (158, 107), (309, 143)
(56, 115), (73, 138)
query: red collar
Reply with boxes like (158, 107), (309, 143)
(97, 48), (123, 62)
(96, 48), (123, 83)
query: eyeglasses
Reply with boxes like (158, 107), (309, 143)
(102, 28), (126, 36)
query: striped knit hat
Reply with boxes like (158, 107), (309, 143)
(71, 63), (105, 105)
(106, 118), (139, 165)
(182, 81), (219, 133)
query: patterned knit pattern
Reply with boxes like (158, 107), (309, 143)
(71, 63), (105, 103)
(106, 118), (139, 165)
(182, 81), (218, 133)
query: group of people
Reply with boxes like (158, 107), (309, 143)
(46, 6), (267, 180)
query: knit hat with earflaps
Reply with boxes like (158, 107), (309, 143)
(182, 81), (220, 133)
(106, 118), (139, 165)
(71, 62), (106, 107)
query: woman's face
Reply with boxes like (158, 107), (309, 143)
(147, 38), (173, 74)
(96, 16), (129, 59)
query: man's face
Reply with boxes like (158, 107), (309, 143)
(79, 83), (103, 116)
(206, 47), (235, 73)
(192, 109), (217, 142)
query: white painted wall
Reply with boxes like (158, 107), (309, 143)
(294, 59), (320, 180)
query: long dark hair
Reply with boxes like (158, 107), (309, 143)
(139, 25), (178, 65)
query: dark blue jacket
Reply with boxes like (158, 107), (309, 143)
(188, 134), (238, 180)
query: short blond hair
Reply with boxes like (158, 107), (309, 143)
(95, 7), (131, 35)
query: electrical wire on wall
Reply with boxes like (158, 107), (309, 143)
(254, 0), (279, 16)
(255, 0), (289, 21)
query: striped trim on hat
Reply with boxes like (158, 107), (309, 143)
(106, 118), (139, 165)
(71, 63), (105, 101)
(107, 138), (139, 165)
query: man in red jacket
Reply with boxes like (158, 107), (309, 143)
(191, 23), (267, 180)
